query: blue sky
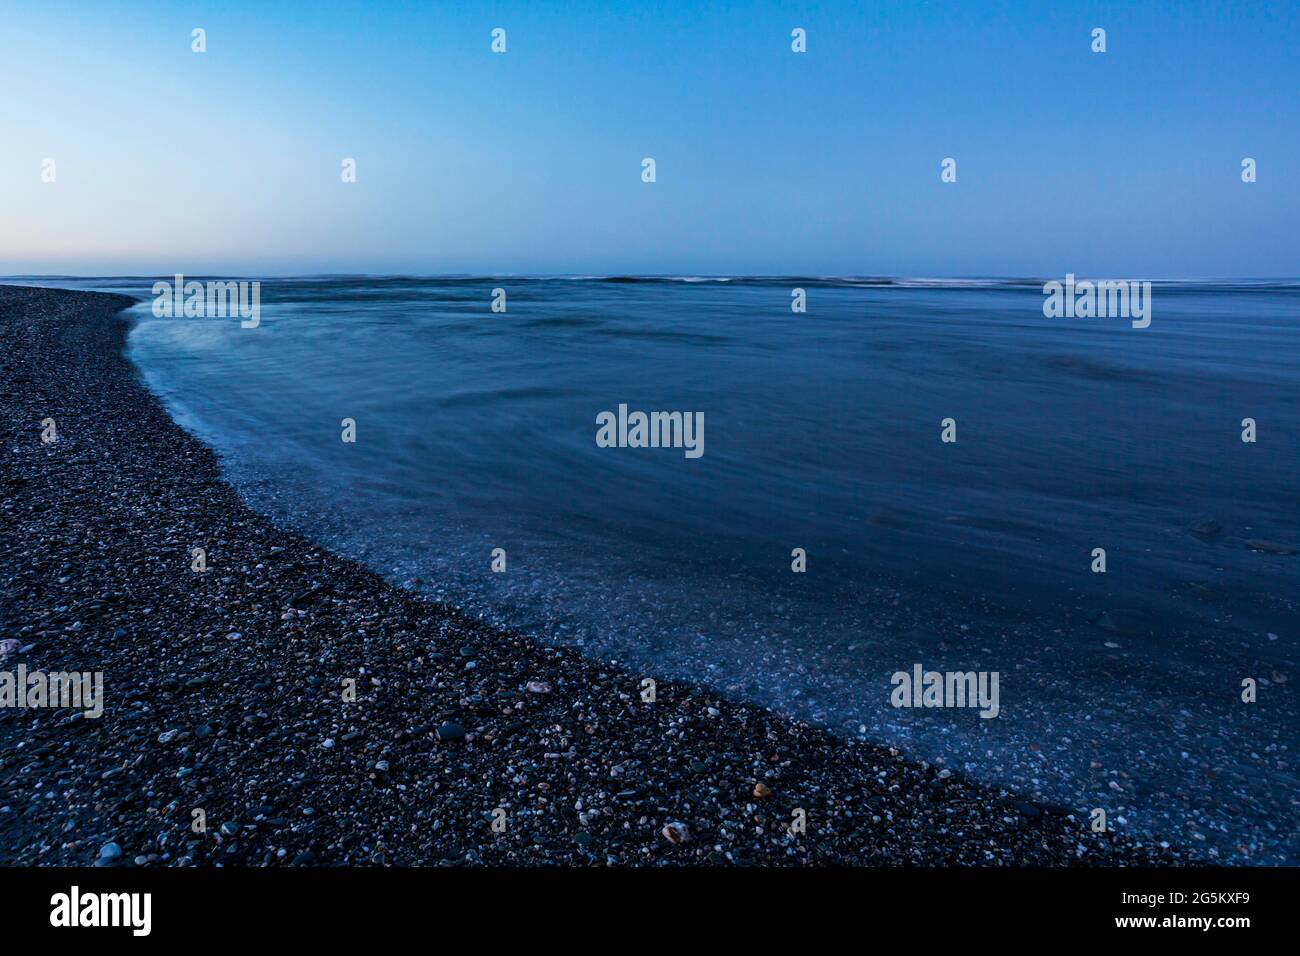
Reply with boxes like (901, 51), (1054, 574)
(1, 0), (1296, 276)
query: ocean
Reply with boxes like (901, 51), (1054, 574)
(12, 275), (1299, 862)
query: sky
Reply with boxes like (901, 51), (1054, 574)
(1, 0), (1297, 277)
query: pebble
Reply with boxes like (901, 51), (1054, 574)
(662, 822), (692, 845)
(436, 721), (467, 741)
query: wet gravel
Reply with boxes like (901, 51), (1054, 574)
(0, 285), (1195, 866)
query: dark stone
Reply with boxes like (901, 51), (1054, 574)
(436, 721), (467, 741)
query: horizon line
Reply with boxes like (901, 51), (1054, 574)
(5, 273), (1300, 283)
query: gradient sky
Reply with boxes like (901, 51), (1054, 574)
(1, 0), (1297, 276)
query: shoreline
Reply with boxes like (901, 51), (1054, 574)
(0, 284), (1192, 866)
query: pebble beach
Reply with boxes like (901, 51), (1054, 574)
(0, 285), (1196, 867)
